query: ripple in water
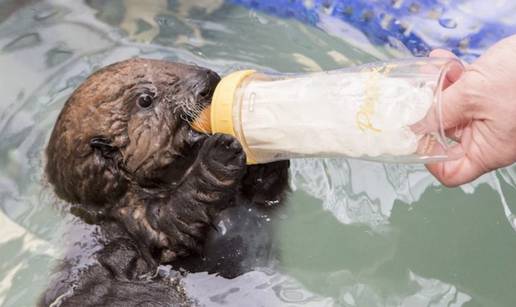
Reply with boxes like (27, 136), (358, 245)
(2, 1), (516, 306)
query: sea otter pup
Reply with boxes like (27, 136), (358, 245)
(41, 58), (289, 306)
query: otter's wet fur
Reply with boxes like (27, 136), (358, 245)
(40, 58), (289, 306)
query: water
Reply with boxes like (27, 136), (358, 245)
(1, 1), (516, 306)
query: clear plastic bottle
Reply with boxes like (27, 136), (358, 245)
(192, 58), (464, 164)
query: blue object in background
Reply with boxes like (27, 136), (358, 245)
(229, 0), (516, 60)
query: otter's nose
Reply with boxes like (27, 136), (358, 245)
(193, 69), (221, 101)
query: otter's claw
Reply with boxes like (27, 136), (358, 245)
(197, 133), (246, 181)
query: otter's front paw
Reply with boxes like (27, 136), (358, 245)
(197, 133), (246, 181)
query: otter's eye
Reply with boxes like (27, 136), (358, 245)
(137, 93), (153, 108)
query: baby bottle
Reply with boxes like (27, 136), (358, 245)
(191, 58), (464, 164)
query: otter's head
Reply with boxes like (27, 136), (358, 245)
(46, 58), (220, 208)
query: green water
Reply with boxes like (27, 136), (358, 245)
(1, 1), (516, 306)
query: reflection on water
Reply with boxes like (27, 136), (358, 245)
(290, 159), (432, 226)
(183, 271), (335, 306)
(1, 0), (516, 306)
(291, 159), (516, 230)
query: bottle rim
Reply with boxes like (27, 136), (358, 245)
(433, 57), (465, 154)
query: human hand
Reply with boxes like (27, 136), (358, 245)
(426, 35), (516, 186)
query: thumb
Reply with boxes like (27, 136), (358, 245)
(413, 50), (470, 133)
(414, 69), (472, 134)
(437, 77), (473, 130)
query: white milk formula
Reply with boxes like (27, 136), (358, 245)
(238, 70), (435, 162)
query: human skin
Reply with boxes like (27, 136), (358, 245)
(424, 35), (516, 186)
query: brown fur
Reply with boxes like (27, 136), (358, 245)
(42, 58), (289, 306)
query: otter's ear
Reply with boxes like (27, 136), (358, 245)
(90, 136), (118, 159)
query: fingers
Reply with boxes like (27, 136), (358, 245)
(440, 79), (474, 129)
(415, 63), (471, 135)
(426, 150), (485, 186)
(429, 49), (457, 59)
(415, 80), (466, 133)
(435, 55), (471, 130)
(425, 125), (484, 186)
(429, 49), (463, 89)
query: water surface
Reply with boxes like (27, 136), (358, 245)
(1, 1), (516, 306)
